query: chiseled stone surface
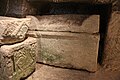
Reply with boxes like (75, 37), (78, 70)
(103, 12), (120, 71)
(28, 31), (100, 72)
(0, 16), (31, 45)
(0, 52), (8, 80)
(27, 15), (99, 33)
(0, 37), (37, 80)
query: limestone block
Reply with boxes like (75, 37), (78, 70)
(0, 37), (37, 80)
(103, 11), (120, 71)
(27, 15), (99, 33)
(0, 16), (31, 45)
(28, 31), (100, 72)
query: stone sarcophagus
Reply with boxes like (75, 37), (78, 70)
(0, 37), (37, 80)
(27, 14), (100, 72)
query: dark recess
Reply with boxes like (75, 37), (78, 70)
(98, 4), (112, 64)
(0, 0), (8, 16)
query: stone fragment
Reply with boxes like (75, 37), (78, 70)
(28, 31), (100, 72)
(103, 11), (120, 71)
(0, 37), (37, 80)
(0, 16), (31, 45)
(27, 15), (99, 33)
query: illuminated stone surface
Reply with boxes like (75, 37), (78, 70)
(0, 16), (30, 45)
(27, 31), (100, 72)
(27, 14), (100, 72)
(0, 37), (37, 80)
(27, 15), (99, 33)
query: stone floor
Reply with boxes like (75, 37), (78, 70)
(25, 63), (120, 80)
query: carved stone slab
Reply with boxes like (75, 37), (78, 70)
(0, 37), (37, 80)
(0, 16), (31, 45)
(27, 15), (99, 33)
(28, 31), (100, 72)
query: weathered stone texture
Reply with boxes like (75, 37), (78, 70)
(27, 15), (99, 33)
(0, 0), (39, 17)
(0, 0), (119, 18)
(28, 0), (119, 11)
(28, 31), (100, 72)
(0, 52), (8, 80)
(103, 12), (120, 71)
(0, 37), (37, 80)
(27, 14), (100, 72)
(0, 16), (31, 45)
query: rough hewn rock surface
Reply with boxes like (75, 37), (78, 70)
(103, 11), (120, 71)
(0, 16), (31, 45)
(0, 37), (37, 80)
(0, 0), (119, 17)
(0, 0), (40, 17)
(27, 15), (99, 33)
(28, 31), (100, 72)
(28, 0), (119, 11)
